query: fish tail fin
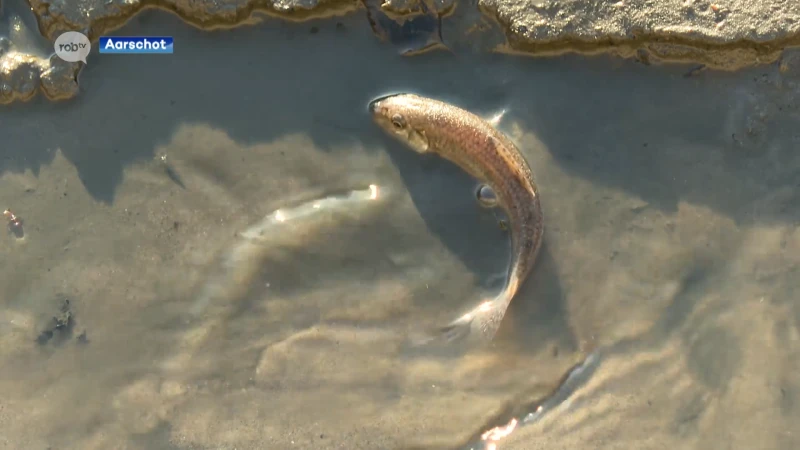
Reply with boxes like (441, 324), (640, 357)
(409, 290), (514, 347)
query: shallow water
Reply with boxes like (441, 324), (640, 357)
(0, 8), (799, 450)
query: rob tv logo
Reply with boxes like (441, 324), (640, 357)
(53, 32), (174, 63)
(54, 31), (91, 63)
(59, 42), (87, 52)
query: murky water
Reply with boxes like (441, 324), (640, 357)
(0, 7), (799, 450)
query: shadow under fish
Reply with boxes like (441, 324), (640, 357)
(362, 0), (450, 56)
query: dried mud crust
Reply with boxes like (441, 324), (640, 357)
(1, 0), (800, 104)
(0, 39), (80, 105)
(479, 0), (800, 70)
(27, 0), (361, 42)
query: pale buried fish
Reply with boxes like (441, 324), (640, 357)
(369, 93), (544, 344)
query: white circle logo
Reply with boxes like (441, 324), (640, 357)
(54, 31), (91, 64)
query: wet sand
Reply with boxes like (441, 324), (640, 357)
(1, 10), (799, 450)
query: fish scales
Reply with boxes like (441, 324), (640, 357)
(369, 93), (544, 343)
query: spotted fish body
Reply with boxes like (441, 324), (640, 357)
(369, 93), (544, 343)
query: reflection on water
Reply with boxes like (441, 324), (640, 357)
(0, 7), (798, 450)
(461, 351), (602, 450)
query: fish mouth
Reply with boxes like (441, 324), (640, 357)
(368, 93), (403, 113)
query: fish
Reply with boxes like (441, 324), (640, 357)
(369, 93), (544, 344)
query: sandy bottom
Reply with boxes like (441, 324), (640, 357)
(0, 10), (798, 450)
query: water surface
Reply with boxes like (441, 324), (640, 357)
(0, 9), (798, 450)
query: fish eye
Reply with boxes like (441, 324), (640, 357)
(475, 184), (498, 208)
(391, 114), (405, 129)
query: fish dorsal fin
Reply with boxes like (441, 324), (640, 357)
(485, 109), (507, 127)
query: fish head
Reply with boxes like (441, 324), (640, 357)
(369, 94), (431, 154)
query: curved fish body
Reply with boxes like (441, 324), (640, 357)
(369, 93), (543, 343)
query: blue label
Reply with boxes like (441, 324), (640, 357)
(99, 36), (174, 54)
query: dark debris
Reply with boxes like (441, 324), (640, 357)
(362, 0), (448, 56)
(36, 297), (82, 346)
